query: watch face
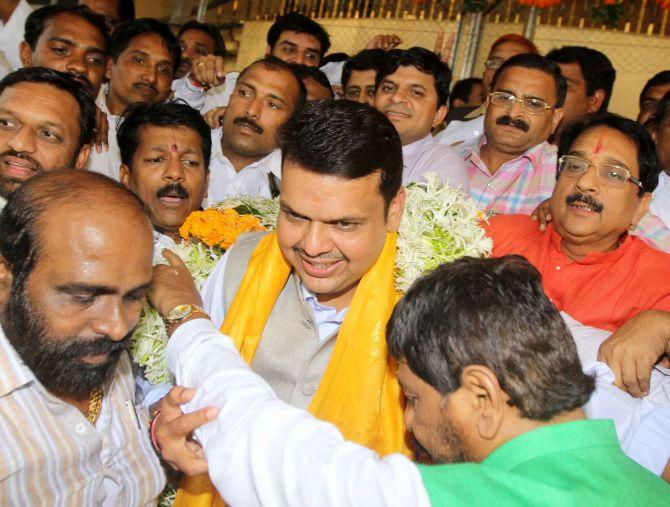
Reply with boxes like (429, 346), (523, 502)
(168, 304), (191, 321)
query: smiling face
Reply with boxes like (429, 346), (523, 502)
(485, 66), (563, 157)
(20, 12), (108, 96)
(268, 30), (322, 67)
(0, 82), (88, 199)
(120, 125), (208, 238)
(344, 69), (378, 106)
(550, 126), (651, 255)
(105, 33), (175, 116)
(221, 63), (300, 162)
(374, 65), (446, 146)
(0, 201), (153, 397)
(277, 161), (404, 310)
(176, 28), (216, 79)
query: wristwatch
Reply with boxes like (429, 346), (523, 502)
(164, 304), (209, 332)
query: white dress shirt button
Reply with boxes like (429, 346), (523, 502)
(555, 266), (561, 271)
(302, 383), (316, 396)
(75, 423), (87, 434)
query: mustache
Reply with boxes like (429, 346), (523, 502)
(133, 81), (158, 94)
(496, 115), (530, 132)
(566, 192), (604, 212)
(54, 333), (131, 360)
(0, 149), (44, 172)
(233, 117), (263, 134)
(292, 246), (346, 262)
(157, 182), (189, 199)
(67, 71), (93, 92)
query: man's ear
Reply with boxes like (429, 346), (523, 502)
(458, 365), (505, 441)
(265, 45), (272, 56)
(0, 255), (14, 307)
(19, 41), (33, 67)
(432, 104), (448, 128)
(550, 107), (565, 135)
(588, 89), (607, 113)
(119, 164), (131, 188)
(105, 58), (114, 81)
(73, 144), (91, 170)
(386, 186), (406, 233)
(631, 191), (652, 229)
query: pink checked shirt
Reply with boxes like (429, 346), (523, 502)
(633, 172), (670, 253)
(465, 138), (558, 216)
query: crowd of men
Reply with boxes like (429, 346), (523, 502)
(0, 1), (668, 505)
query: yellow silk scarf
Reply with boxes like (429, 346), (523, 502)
(175, 231), (410, 506)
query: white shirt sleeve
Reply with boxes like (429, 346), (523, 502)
(172, 75), (207, 111)
(562, 312), (670, 476)
(167, 319), (430, 507)
(199, 249), (231, 328)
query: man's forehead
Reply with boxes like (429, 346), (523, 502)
(489, 41), (531, 59)
(0, 83), (78, 122)
(180, 29), (214, 47)
(136, 124), (203, 152)
(644, 83), (670, 100)
(557, 62), (584, 83)
(495, 67), (555, 100)
(278, 30), (321, 51)
(122, 33), (171, 60)
(240, 65), (298, 99)
(571, 127), (638, 167)
(43, 11), (106, 39)
(387, 65), (435, 87)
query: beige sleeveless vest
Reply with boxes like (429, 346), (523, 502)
(221, 232), (337, 409)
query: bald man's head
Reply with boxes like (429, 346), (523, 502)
(0, 170), (152, 284)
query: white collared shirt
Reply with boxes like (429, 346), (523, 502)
(402, 134), (470, 192)
(201, 247), (346, 344)
(0, 0), (31, 79)
(434, 114), (484, 157)
(206, 127), (277, 205)
(85, 86), (122, 181)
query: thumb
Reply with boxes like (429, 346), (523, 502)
(162, 249), (189, 270)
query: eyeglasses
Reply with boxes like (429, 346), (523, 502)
(484, 57), (505, 70)
(489, 91), (554, 115)
(558, 155), (644, 190)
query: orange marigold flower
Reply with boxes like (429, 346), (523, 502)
(179, 208), (265, 249)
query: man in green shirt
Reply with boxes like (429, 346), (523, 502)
(153, 255), (669, 505)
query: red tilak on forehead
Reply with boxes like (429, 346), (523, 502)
(593, 132), (605, 155)
(171, 144), (178, 152)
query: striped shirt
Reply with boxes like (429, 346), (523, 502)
(0, 325), (165, 506)
(634, 172), (670, 253)
(465, 138), (557, 216)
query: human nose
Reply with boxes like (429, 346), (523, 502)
(7, 126), (36, 154)
(301, 222), (333, 257)
(245, 96), (262, 120)
(65, 52), (87, 74)
(142, 64), (158, 84)
(508, 97), (524, 117)
(574, 163), (600, 192)
(163, 156), (186, 181)
(91, 299), (131, 341)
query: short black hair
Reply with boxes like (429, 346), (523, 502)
(116, 0), (135, 22)
(0, 67), (96, 151)
(178, 20), (226, 58)
(277, 100), (402, 211)
(291, 64), (334, 99)
(321, 52), (349, 65)
(109, 18), (181, 68)
(376, 47), (452, 108)
(449, 77), (483, 109)
(0, 170), (148, 288)
(237, 56), (307, 112)
(117, 100), (212, 170)
(558, 112), (660, 196)
(341, 48), (386, 90)
(24, 4), (110, 52)
(266, 12), (330, 60)
(639, 70), (670, 107)
(388, 255), (595, 421)
(546, 46), (616, 111)
(492, 53), (567, 108)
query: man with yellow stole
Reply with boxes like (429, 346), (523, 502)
(149, 100), (410, 505)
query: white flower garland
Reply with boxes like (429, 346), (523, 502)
(130, 176), (491, 385)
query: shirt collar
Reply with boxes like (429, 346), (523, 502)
(211, 127), (274, 171)
(547, 222), (635, 265)
(299, 283), (348, 324)
(469, 136), (552, 170)
(483, 419), (619, 471)
(0, 324), (35, 398)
